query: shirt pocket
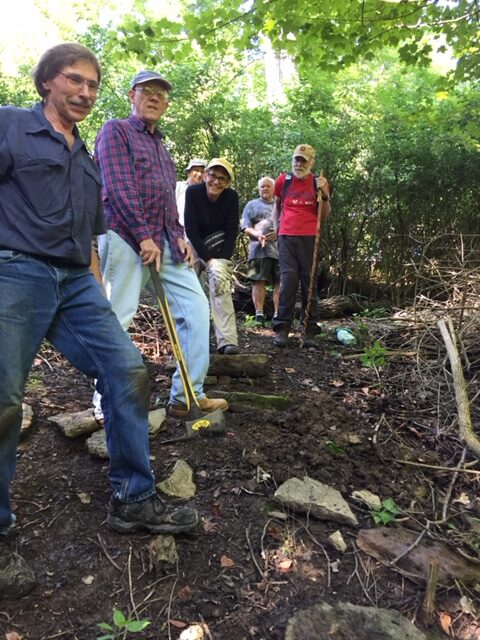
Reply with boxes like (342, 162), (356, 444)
(15, 157), (68, 218)
(82, 161), (102, 220)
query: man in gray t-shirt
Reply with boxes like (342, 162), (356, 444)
(241, 176), (280, 326)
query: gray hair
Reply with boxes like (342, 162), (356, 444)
(258, 176), (275, 188)
(33, 43), (101, 98)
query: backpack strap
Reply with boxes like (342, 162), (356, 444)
(280, 172), (318, 213)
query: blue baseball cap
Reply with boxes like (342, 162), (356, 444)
(130, 70), (172, 91)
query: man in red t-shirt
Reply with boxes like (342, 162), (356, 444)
(271, 144), (331, 348)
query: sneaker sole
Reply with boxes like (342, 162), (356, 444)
(107, 514), (198, 535)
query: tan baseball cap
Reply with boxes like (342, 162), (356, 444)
(206, 157), (234, 181)
(292, 144), (315, 161)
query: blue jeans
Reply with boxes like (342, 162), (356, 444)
(0, 251), (155, 535)
(96, 232), (210, 407)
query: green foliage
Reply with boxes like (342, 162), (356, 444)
(97, 608), (150, 640)
(371, 498), (402, 526)
(360, 341), (387, 368)
(325, 440), (346, 457)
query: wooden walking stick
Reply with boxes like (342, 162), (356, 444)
(303, 170), (328, 336)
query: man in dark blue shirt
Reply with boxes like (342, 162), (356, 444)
(0, 43), (197, 600)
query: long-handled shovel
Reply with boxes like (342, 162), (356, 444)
(148, 265), (226, 442)
(302, 170), (328, 343)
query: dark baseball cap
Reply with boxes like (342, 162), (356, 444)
(130, 70), (172, 91)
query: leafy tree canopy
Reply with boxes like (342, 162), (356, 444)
(111, 0), (479, 83)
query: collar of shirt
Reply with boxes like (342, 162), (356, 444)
(127, 113), (164, 139)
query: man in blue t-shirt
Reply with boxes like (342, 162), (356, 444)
(241, 177), (280, 326)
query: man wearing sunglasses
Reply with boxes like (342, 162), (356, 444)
(93, 71), (227, 421)
(184, 158), (240, 355)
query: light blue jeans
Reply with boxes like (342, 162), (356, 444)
(0, 251), (155, 535)
(95, 232), (210, 410)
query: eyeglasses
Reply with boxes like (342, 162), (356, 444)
(135, 86), (169, 99)
(57, 72), (100, 94)
(206, 171), (229, 185)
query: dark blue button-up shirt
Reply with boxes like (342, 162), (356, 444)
(0, 102), (105, 266)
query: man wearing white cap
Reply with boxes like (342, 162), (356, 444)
(271, 144), (331, 348)
(184, 158), (240, 354)
(175, 158), (207, 226)
(93, 71), (227, 419)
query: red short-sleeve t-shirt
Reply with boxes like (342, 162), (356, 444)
(274, 173), (318, 236)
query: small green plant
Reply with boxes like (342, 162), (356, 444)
(359, 307), (389, 319)
(371, 498), (402, 526)
(325, 440), (346, 456)
(97, 609), (150, 640)
(353, 320), (370, 346)
(360, 340), (387, 367)
(243, 314), (257, 327)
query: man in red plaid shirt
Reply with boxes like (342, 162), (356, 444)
(93, 70), (227, 419)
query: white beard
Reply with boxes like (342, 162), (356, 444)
(292, 167), (310, 179)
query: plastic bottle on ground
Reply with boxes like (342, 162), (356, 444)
(335, 328), (356, 346)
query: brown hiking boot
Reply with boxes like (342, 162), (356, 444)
(108, 493), (198, 534)
(167, 397), (228, 419)
(0, 536), (36, 599)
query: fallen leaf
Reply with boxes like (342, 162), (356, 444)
(439, 612), (452, 635)
(266, 525), (284, 541)
(453, 492), (470, 506)
(220, 555), (235, 567)
(202, 518), (219, 534)
(276, 558), (293, 573)
(177, 585), (192, 601)
(460, 595), (477, 615)
(170, 619), (187, 629)
(332, 379), (345, 387)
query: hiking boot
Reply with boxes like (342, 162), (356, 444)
(167, 397), (228, 419)
(108, 494), (198, 534)
(301, 328), (317, 348)
(218, 344), (239, 355)
(273, 328), (288, 348)
(0, 536), (36, 599)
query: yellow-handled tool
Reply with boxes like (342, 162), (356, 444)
(149, 266), (226, 442)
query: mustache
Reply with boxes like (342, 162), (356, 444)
(69, 98), (94, 108)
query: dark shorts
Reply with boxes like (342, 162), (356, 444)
(247, 258), (280, 284)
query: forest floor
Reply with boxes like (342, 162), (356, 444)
(2, 302), (480, 640)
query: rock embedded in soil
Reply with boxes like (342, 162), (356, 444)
(148, 408), (167, 436)
(351, 489), (382, 511)
(275, 477), (358, 526)
(86, 429), (108, 459)
(328, 530), (347, 553)
(48, 408), (100, 438)
(21, 403), (34, 437)
(157, 460), (196, 499)
(285, 602), (427, 640)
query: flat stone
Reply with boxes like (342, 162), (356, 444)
(275, 477), (358, 527)
(285, 602), (427, 640)
(351, 489), (382, 511)
(148, 408), (167, 437)
(328, 530), (347, 553)
(86, 429), (108, 459)
(48, 408), (100, 438)
(157, 460), (196, 499)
